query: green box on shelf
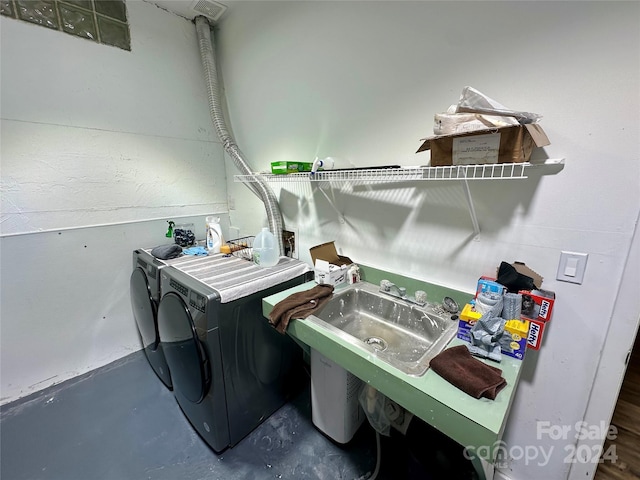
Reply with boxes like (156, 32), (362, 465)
(270, 161), (313, 175)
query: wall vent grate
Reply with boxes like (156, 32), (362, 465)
(191, 0), (227, 22)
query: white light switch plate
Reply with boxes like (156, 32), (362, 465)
(557, 251), (588, 284)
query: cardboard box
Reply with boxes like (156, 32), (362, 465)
(457, 303), (481, 343)
(526, 317), (546, 350)
(270, 161), (313, 174)
(457, 304), (480, 343)
(460, 303), (482, 322)
(309, 241), (353, 286)
(519, 289), (556, 323)
(502, 319), (530, 360)
(513, 288), (554, 350)
(416, 124), (550, 166)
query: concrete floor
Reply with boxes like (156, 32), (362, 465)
(1, 351), (475, 480)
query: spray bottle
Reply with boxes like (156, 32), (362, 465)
(205, 216), (224, 254)
(310, 156), (336, 176)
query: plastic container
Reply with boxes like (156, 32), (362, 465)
(310, 156), (336, 175)
(347, 264), (361, 284)
(174, 223), (195, 247)
(205, 216), (224, 253)
(252, 227), (279, 267)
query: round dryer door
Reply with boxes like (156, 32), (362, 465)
(158, 292), (210, 404)
(130, 267), (158, 350)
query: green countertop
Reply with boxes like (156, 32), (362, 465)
(262, 274), (525, 463)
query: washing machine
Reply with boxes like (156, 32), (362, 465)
(130, 249), (221, 389)
(157, 254), (311, 452)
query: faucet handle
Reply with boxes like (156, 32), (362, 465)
(380, 280), (392, 291)
(414, 290), (427, 304)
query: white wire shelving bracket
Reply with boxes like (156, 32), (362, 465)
(234, 159), (564, 235)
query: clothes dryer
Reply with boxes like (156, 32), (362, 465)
(157, 254), (311, 452)
(130, 249), (218, 389)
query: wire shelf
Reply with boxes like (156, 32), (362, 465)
(232, 159), (564, 237)
(234, 160), (564, 184)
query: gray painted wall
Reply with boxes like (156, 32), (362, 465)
(0, 2), (229, 401)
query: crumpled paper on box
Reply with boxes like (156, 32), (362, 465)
(433, 86), (542, 135)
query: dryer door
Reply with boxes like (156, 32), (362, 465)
(130, 267), (158, 350)
(158, 292), (210, 404)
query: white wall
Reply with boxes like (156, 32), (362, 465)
(214, 2), (639, 480)
(0, 1), (228, 403)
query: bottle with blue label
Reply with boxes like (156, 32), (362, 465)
(253, 227), (279, 267)
(206, 216), (223, 254)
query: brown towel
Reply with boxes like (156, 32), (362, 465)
(429, 345), (507, 400)
(269, 284), (334, 334)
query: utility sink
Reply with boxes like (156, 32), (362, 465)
(307, 281), (459, 376)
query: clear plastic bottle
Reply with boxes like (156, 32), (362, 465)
(252, 227), (279, 267)
(205, 216), (223, 254)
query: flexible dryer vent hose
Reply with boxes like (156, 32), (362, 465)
(195, 16), (285, 255)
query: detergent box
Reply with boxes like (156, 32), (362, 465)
(270, 161), (313, 175)
(309, 241), (353, 287)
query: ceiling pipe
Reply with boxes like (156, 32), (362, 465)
(195, 16), (285, 255)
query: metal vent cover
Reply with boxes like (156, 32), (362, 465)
(191, 0), (227, 22)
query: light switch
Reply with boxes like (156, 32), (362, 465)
(557, 251), (588, 284)
(564, 257), (578, 277)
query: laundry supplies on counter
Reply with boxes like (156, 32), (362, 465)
(458, 262), (557, 356)
(205, 216), (224, 253)
(520, 289), (556, 350)
(467, 296), (505, 362)
(253, 228), (279, 267)
(310, 241), (354, 287)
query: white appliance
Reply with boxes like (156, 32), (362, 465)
(311, 349), (365, 443)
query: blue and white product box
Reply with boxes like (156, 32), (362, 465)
(475, 277), (505, 299)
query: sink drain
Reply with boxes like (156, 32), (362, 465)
(363, 336), (388, 352)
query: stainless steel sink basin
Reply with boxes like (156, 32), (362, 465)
(307, 281), (458, 376)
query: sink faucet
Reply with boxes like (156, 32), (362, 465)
(380, 280), (426, 307)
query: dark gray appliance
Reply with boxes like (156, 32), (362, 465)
(130, 249), (218, 389)
(157, 254), (311, 452)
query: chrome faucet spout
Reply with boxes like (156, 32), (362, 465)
(379, 280), (426, 307)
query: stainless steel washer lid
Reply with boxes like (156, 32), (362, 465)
(171, 254), (311, 303)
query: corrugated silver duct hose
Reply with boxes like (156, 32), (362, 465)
(195, 16), (285, 255)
